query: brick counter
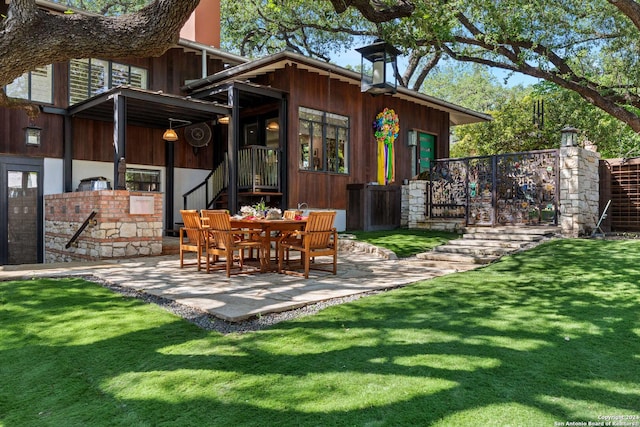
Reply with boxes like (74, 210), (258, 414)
(44, 190), (163, 262)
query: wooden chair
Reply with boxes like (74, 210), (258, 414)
(200, 209), (229, 228)
(179, 209), (210, 271)
(279, 209), (303, 261)
(205, 211), (267, 276)
(277, 211), (338, 278)
(283, 210), (297, 219)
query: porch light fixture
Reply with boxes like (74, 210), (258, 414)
(356, 39), (401, 95)
(162, 118), (191, 142)
(25, 125), (42, 146)
(266, 121), (279, 131)
(560, 125), (579, 147)
(218, 115), (230, 125)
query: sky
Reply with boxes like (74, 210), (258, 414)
(332, 48), (540, 89)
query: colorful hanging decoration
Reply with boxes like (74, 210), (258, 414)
(373, 108), (399, 185)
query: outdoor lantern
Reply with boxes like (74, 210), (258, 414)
(163, 118), (191, 142)
(560, 126), (579, 147)
(356, 40), (401, 95)
(162, 120), (179, 142)
(24, 125), (42, 146)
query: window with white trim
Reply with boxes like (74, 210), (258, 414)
(5, 65), (53, 104)
(69, 58), (148, 104)
(298, 107), (349, 174)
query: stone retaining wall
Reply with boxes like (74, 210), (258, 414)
(44, 190), (163, 262)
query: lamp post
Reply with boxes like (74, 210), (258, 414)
(560, 126), (579, 147)
(356, 40), (401, 95)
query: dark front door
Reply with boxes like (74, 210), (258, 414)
(0, 157), (43, 265)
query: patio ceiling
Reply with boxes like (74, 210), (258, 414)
(67, 86), (231, 129)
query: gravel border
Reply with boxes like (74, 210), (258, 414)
(73, 274), (389, 334)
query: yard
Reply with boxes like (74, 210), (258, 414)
(1, 237), (639, 426)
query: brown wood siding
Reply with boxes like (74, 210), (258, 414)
(71, 118), (214, 170)
(265, 64), (451, 210)
(2, 46), (223, 168)
(602, 157), (640, 231)
(0, 109), (63, 159)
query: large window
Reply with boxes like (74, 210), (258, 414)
(5, 65), (53, 104)
(126, 168), (160, 192)
(298, 107), (349, 174)
(69, 58), (148, 104)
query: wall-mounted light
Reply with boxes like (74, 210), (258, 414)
(407, 129), (417, 147)
(25, 125), (42, 146)
(266, 121), (279, 131)
(162, 118), (191, 142)
(218, 115), (230, 125)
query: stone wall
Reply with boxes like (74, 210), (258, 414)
(558, 146), (600, 237)
(402, 147), (600, 237)
(401, 180), (464, 232)
(44, 190), (163, 262)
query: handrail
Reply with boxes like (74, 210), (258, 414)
(183, 155), (228, 210)
(182, 146), (281, 211)
(65, 211), (97, 249)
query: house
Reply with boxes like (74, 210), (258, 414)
(0, 0), (490, 265)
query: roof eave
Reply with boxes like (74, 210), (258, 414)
(183, 50), (492, 126)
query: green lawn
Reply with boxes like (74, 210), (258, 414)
(1, 238), (639, 426)
(348, 228), (459, 257)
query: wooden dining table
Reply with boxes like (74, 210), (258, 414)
(230, 217), (307, 271)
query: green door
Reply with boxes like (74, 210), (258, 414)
(418, 132), (435, 173)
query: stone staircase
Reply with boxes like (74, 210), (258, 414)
(416, 226), (561, 266)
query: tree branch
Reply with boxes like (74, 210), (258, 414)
(0, 0), (199, 87)
(328, 0), (414, 23)
(607, 0), (640, 31)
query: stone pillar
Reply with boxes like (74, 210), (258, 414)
(407, 180), (428, 228)
(558, 146), (600, 237)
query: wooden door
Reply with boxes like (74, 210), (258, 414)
(0, 158), (43, 265)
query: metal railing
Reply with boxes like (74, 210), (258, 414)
(238, 145), (280, 192)
(65, 211), (97, 249)
(183, 155), (228, 210)
(182, 146), (282, 211)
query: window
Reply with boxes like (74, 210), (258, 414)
(126, 169), (160, 192)
(298, 107), (349, 174)
(5, 65), (53, 104)
(69, 58), (148, 104)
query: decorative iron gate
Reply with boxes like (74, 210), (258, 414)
(430, 149), (559, 226)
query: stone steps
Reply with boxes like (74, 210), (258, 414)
(446, 239), (527, 249)
(417, 226), (559, 265)
(416, 251), (500, 265)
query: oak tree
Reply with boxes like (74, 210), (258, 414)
(0, 0), (199, 112)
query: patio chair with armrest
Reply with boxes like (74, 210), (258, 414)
(277, 211), (338, 278)
(179, 209), (211, 271)
(205, 211), (267, 276)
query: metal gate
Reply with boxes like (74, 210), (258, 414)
(429, 149), (559, 226)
